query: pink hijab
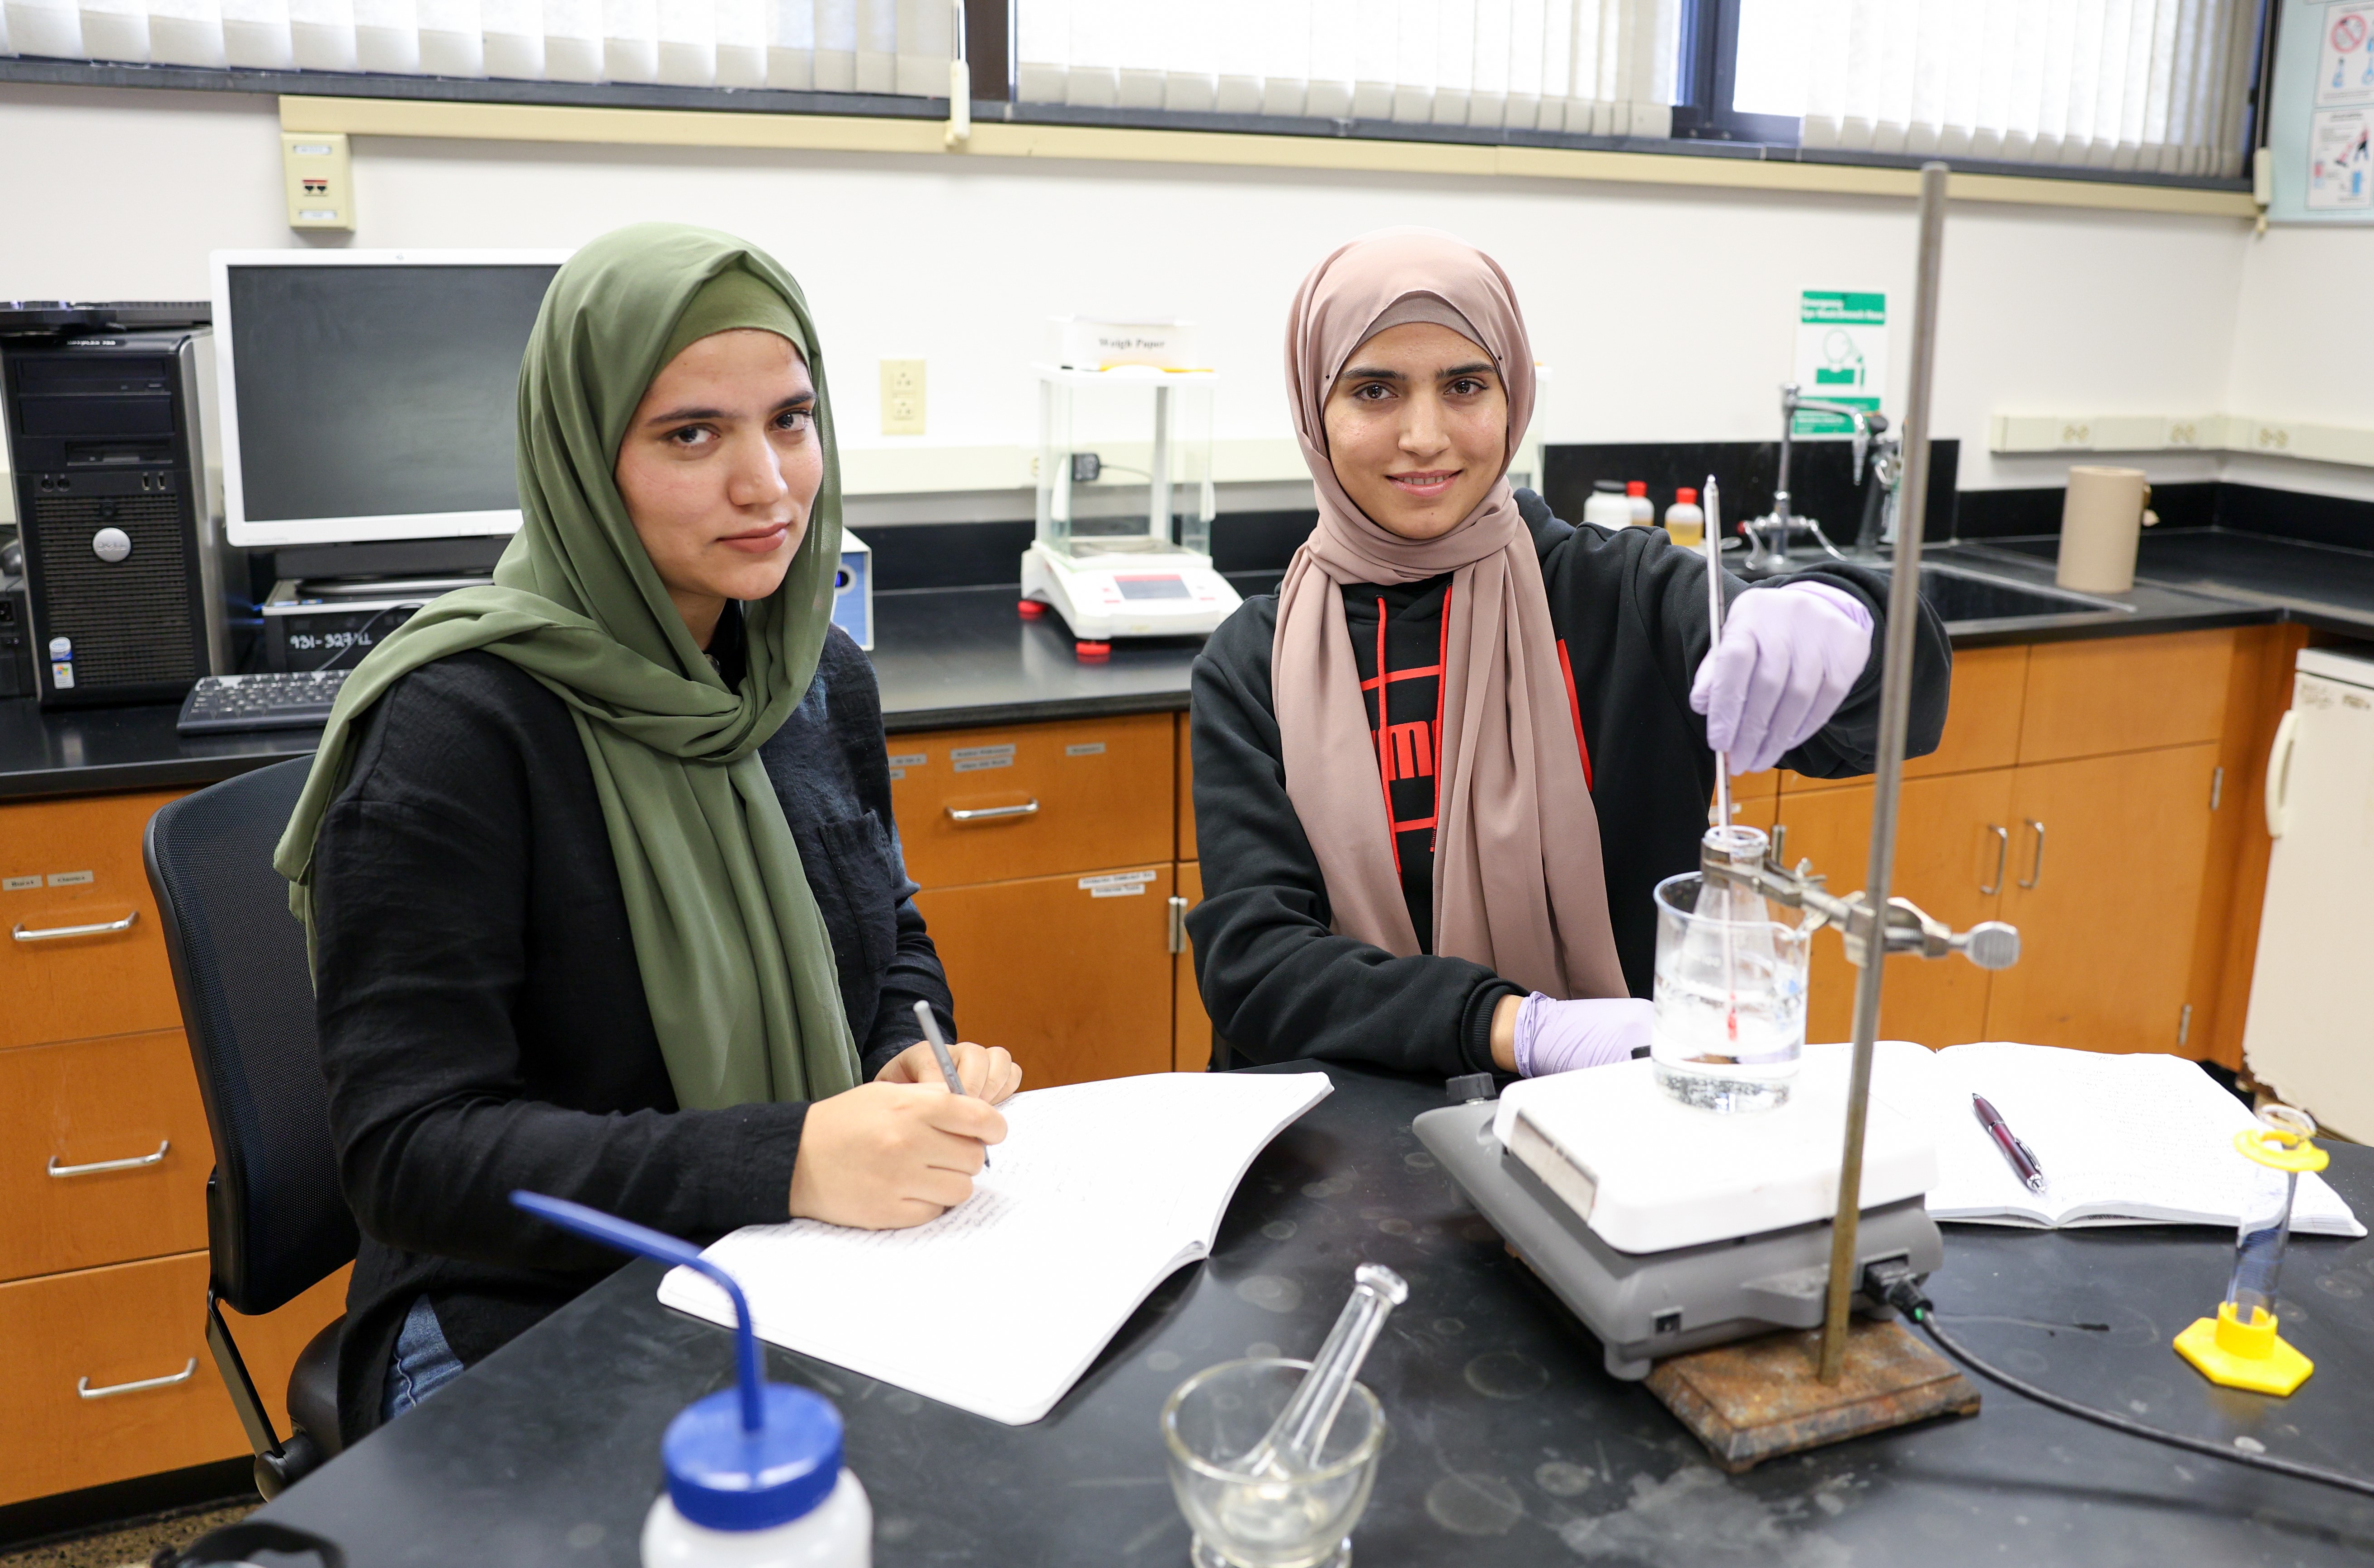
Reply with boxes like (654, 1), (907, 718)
(1272, 228), (1627, 1001)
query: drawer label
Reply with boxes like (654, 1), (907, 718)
(1080, 870), (1156, 897)
(888, 752), (927, 767)
(951, 744), (1016, 762)
(46, 870), (94, 887)
(1065, 742), (1107, 756)
(3, 875), (38, 891)
(954, 756), (1014, 773)
(887, 768), (906, 780)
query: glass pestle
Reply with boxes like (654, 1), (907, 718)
(1236, 1264), (1409, 1478)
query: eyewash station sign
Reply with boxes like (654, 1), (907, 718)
(1792, 291), (1888, 436)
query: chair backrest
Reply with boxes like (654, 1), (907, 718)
(145, 757), (357, 1316)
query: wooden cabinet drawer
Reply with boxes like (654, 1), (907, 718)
(891, 714), (1174, 888)
(0, 1030), (210, 1282)
(0, 789), (188, 1050)
(0, 1253), (348, 1506)
(2019, 630), (2234, 764)
(914, 863), (1176, 1089)
(1783, 644), (2029, 794)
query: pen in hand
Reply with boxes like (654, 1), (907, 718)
(1972, 1093), (2045, 1194)
(913, 999), (989, 1169)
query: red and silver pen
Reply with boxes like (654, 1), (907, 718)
(1972, 1094), (2046, 1193)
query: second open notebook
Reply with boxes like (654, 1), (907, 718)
(656, 1069), (1333, 1426)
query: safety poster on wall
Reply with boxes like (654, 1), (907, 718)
(1791, 291), (1886, 437)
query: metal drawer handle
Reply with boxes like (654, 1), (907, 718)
(945, 799), (1040, 823)
(1980, 824), (2008, 897)
(2017, 819), (2046, 890)
(47, 1140), (170, 1178)
(77, 1358), (197, 1400)
(13, 910), (138, 942)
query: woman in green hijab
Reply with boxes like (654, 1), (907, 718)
(282, 223), (1015, 1444)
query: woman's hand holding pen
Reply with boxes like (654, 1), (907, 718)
(788, 1082), (1008, 1229)
(876, 1036), (1022, 1104)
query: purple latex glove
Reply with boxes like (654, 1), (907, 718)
(1512, 993), (1655, 1078)
(1688, 581), (1873, 774)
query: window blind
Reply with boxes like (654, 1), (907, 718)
(0, 0), (954, 91)
(1732, 0), (2258, 177)
(1014, 0), (1680, 138)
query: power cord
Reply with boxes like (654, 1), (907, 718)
(1866, 1263), (2374, 1501)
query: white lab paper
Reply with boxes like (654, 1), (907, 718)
(657, 1071), (1332, 1426)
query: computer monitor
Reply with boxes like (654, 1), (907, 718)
(211, 250), (567, 549)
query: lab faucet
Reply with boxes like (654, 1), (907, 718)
(1740, 384), (1895, 573)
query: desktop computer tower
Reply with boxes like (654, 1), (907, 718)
(2, 322), (231, 708)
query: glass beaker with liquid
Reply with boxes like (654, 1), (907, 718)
(1651, 827), (1813, 1113)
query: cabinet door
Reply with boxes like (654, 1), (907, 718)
(0, 790), (188, 1050)
(1174, 861), (1209, 1073)
(1773, 770), (2015, 1047)
(1986, 743), (2218, 1054)
(916, 864), (1176, 1089)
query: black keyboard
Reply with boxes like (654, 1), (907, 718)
(177, 671), (349, 734)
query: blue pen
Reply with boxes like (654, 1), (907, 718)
(913, 999), (989, 1169)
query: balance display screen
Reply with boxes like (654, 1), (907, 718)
(1115, 575), (1190, 600)
(227, 263), (559, 523)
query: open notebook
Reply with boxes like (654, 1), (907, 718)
(656, 1070), (1332, 1426)
(1868, 1040), (2363, 1236)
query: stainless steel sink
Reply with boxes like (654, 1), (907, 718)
(1893, 563), (2136, 623)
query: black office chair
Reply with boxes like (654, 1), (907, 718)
(144, 757), (358, 1499)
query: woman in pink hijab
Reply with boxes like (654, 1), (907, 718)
(1187, 229), (1948, 1080)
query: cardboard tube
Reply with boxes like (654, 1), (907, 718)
(2056, 466), (2154, 594)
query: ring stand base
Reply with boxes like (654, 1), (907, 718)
(1645, 1318), (1980, 1473)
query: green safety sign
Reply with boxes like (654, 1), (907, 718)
(1793, 289), (1886, 435)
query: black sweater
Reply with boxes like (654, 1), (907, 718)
(1186, 491), (1950, 1078)
(310, 627), (950, 1445)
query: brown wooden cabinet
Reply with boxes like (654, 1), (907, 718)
(0, 787), (349, 1507)
(913, 863), (1177, 1089)
(1774, 630), (2248, 1062)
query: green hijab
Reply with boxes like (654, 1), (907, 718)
(274, 222), (861, 1109)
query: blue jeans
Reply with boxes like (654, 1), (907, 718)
(380, 1294), (465, 1422)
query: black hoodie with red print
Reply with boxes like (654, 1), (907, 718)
(1186, 489), (1950, 1078)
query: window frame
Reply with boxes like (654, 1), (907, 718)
(0, 0), (2268, 196)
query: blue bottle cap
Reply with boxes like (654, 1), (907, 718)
(663, 1382), (844, 1533)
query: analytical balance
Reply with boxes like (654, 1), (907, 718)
(1018, 362), (1240, 646)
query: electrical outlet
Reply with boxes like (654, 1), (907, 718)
(880, 359), (925, 436)
(281, 131), (354, 231)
